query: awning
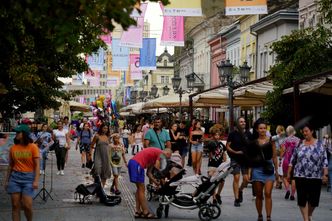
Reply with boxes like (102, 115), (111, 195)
(283, 74), (332, 95)
(119, 102), (145, 113)
(195, 80), (274, 106)
(142, 93), (220, 110)
(69, 101), (90, 112)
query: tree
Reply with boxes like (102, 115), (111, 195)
(262, 0), (332, 126)
(0, 0), (168, 118)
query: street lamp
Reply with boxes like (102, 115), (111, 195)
(150, 85), (159, 98)
(162, 85), (170, 96)
(171, 76), (191, 120)
(138, 90), (148, 102)
(217, 59), (251, 132)
(130, 90), (138, 104)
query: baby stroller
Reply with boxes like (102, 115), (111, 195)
(74, 175), (121, 206)
(152, 161), (234, 221)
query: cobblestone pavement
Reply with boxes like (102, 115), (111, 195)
(1, 146), (331, 221)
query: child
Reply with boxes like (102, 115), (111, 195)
(109, 134), (127, 195)
(206, 129), (227, 205)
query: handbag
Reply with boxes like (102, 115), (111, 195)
(49, 140), (59, 151)
(261, 149), (274, 175)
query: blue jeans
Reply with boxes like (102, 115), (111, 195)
(123, 138), (129, 150)
(39, 148), (48, 170)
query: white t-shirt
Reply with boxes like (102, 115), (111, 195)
(53, 129), (68, 147)
(122, 129), (130, 138)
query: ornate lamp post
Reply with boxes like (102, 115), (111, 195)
(130, 90), (138, 104)
(217, 59), (251, 132)
(162, 85), (170, 96)
(171, 75), (191, 120)
(150, 85), (159, 98)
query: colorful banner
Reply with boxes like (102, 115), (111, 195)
(89, 78), (100, 87)
(130, 54), (142, 80)
(120, 3), (147, 48)
(120, 17), (144, 48)
(163, 0), (202, 17)
(161, 16), (184, 46)
(79, 96), (85, 104)
(85, 70), (100, 79)
(111, 39), (130, 71)
(87, 48), (104, 71)
(225, 0), (267, 15)
(125, 71), (134, 86)
(131, 2), (148, 17)
(106, 52), (121, 79)
(139, 38), (156, 70)
(107, 78), (119, 87)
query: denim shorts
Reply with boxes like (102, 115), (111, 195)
(7, 171), (35, 197)
(128, 159), (145, 183)
(191, 143), (203, 152)
(112, 166), (122, 176)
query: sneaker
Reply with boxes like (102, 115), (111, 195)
(238, 190), (243, 203)
(290, 195), (295, 201)
(82, 164), (85, 168)
(285, 191), (290, 199)
(40, 170), (45, 175)
(114, 190), (121, 195)
(234, 199), (241, 207)
(56, 171), (61, 175)
(60, 170), (64, 175)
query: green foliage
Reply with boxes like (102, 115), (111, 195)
(263, 25), (332, 125)
(0, 0), (168, 118)
(318, 0), (332, 24)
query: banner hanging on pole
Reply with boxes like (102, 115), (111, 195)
(161, 16), (184, 46)
(163, 0), (202, 17)
(225, 0), (267, 15)
(112, 38), (129, 71)
(87, 48), (104, 71)
(107, 52), (121, 79)
(130, 54), (142, 80)
(120, 3), (147, 48)
(139, 38), (156, 70)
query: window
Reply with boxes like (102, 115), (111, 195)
(161, 76), (165, 84)
(164, 60), (167, 67)
(165, 76), (169, 84)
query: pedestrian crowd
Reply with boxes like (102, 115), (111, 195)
(2, 115), (332, 221)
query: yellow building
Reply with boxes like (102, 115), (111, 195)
(239, 15), (259, 81)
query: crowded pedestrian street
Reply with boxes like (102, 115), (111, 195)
(1, 1), (332, 221)
(1, 146), (331, 221)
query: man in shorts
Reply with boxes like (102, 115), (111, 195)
(226, 117), (252, 207)
(128, 147), (172, 219)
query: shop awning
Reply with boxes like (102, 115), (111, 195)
(194, 80), (274, 106)
(119, 102), (145, 113)
(69, 101), (90, 112)
(142, 93), (220, 110)
(283, 74), (332, 95)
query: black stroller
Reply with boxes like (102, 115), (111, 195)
(74, 175), (121, 206)
(149, 161), (233, 221)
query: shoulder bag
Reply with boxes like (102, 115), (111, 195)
(154, 129), (164, 150)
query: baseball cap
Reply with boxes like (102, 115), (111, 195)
(14, 124), (31, 134)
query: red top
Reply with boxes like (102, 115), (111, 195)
(132, 147), (162, 169)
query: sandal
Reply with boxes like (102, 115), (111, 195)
(142, 212), (157, 219)
(134, 211), (142, 218)
(215, 194), (222, 205)
(257, 215), (263, 221)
